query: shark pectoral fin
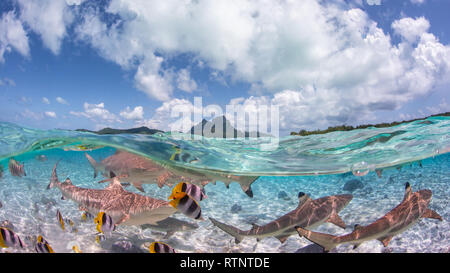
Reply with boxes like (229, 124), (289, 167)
(378, 236), (393, 247)
(422, 209), (443, 221)
(240, 184), (253, 198)
(353, 243), (361, 250)
(327, 213), (346, 229)
(133, 182), (145, 193)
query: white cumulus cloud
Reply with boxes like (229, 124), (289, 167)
(56, 96), (69, 105)
(42, 97), (50, 104)
(70, 102), (121, 123)
(0, 11), (29, 62)
(44, 111), (57, 118)
(177, 69), (198, 93)
(392, 17), (430, 43)
(119, 106), (144, 120)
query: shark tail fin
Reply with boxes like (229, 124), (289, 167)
(209, 217), (245, 244)
(47, 160), (61, 189)
(295, 227), (339, 252)
(85, 152), (98, 178)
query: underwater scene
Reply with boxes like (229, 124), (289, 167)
(0, 116), (448, 253)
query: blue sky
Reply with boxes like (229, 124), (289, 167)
(0, 0), (449, 135)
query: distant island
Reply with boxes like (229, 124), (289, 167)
(290, 112), (450, 136)
(75, 126), (164, 135)
(190, 115), (271, 138)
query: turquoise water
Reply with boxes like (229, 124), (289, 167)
(0, 117), (449, 253)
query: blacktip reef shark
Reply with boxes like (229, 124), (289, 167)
(210, 192), (353, 244)
(85, 150), (259, 197)
(296, 182), (443, 252)
(47, 161), (177, 225)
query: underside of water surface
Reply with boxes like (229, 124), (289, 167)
(0, 116), (449, 253)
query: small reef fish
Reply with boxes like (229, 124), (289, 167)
(56, 209), (65, 231)
(63, 144), (104, 152)
(169, 182), (207, 202)
(72, 245), (82, 253)
(81, 211), (95, 222)
(37, 235), (49, 245)
(8, 158), (26, 177)
(149, 242), (176, 253)
(169, 192), (203, 220)
(85, 150), (259, 197)
(35, 155), (48, 162)
(94, 212), (116, 234)
(296, 183), (443, 252)
(95, 235), (106, 244)
(47, 161), (176, 226)
(0, 227), (25, 249)
(35, 236), (54, 253)
(210, 192), (353, 244)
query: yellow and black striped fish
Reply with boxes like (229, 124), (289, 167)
(56, 209), (65, 231)
(149, 242), (176, 253)
(95, 234), (106, 244)
(169, 182), (207, 202)
(0, 227), (24, 249)
(169, 192), (203, 220)
(8, 158), (26, 177)
(81, 211), (94, 222)
(169, 145), (199, 163)
(94, 212), (116, 234)
(35, 236), (54, 253)
(72, 245), (82, 253)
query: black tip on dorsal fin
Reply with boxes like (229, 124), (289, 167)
(251, 223), (260, 231)
(110, 171), (116, 178)
(405, 182), (410, 189)
(298, 192), (305, 198)
(65, 178), (72, 184)
(353, 224), (362, 231)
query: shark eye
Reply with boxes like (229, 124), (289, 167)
(298, 192), (305, 198)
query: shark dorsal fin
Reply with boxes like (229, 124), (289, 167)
(297, 192), (311, 208)
(250, 223), (260, 232)
(403, 182), (412, 201)
(353, 224), (363, 231)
